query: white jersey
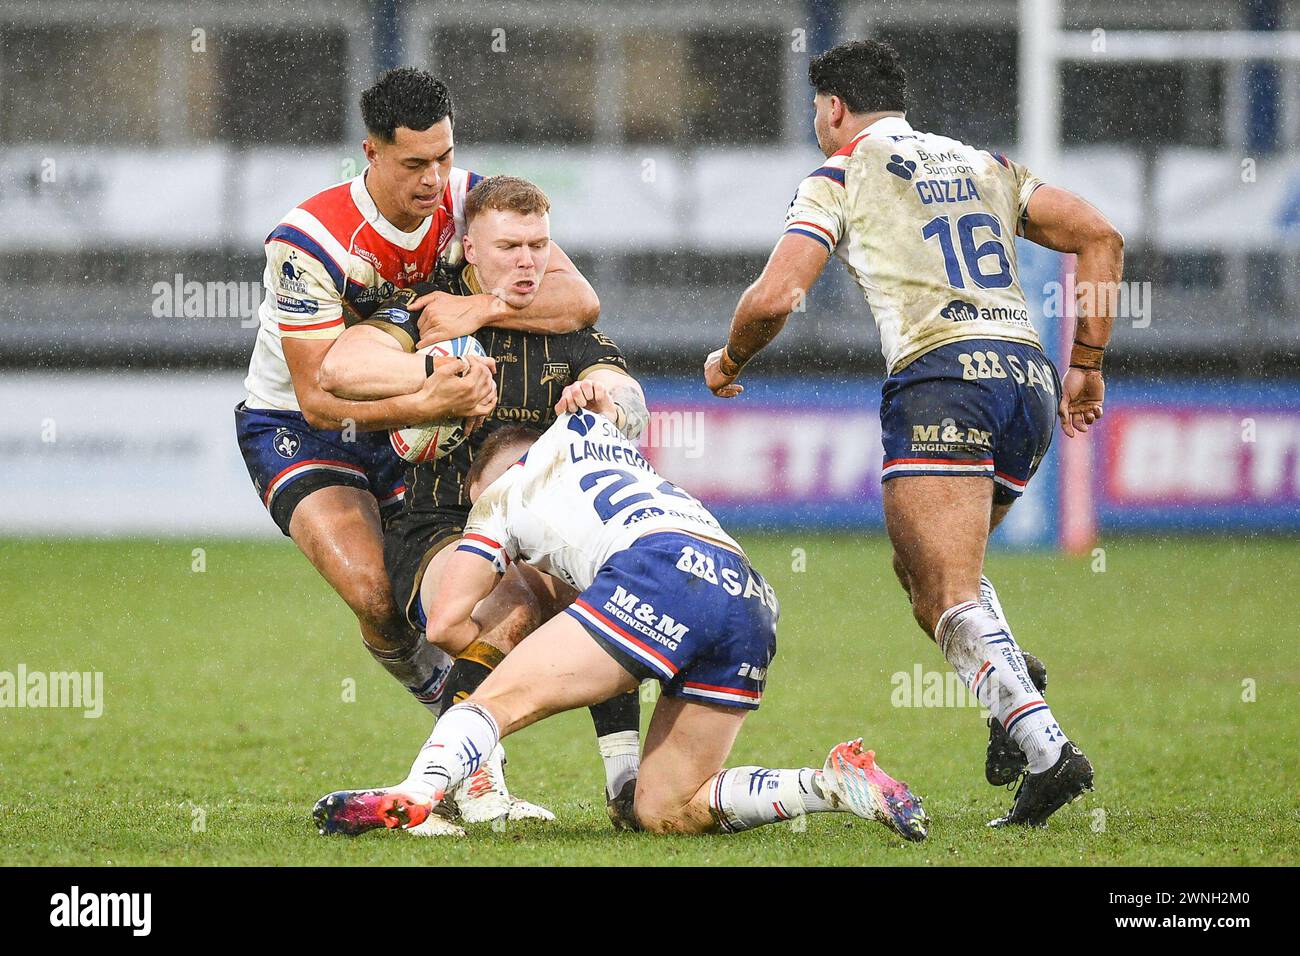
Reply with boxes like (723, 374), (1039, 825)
(243, 168), (481, 411)
(459, 412), (741, 592)
(784, 116), (1044, 374)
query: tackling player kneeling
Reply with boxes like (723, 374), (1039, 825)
(313, 382), (929, 841)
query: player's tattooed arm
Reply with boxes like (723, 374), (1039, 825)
(559, 370), (649, 439)
(609, 381), (649, 440)
(705, 233), (831, 398)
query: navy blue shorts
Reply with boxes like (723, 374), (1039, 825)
(566, 532), (779, 711)
(880, 339), (1060, 504)
(234, 402), (407, 536)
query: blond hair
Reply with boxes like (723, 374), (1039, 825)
(464, 175), (551, 225)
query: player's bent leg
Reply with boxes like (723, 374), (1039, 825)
(407, 543), (555, 823)
(290, 485), (405, 643)
(885, 477), (1091, 822)
(399, 613), (638, 805)
(633, 698), (928, 840)
(506, 564), (644, 824)
(883, 475), (992, 636)
(288, 485), (451, 713)
(634, 697), (744, 834)
(314, 614), (634, 838)
(421, 546), (642, 825)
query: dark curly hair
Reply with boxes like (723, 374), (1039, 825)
(360, 68), (454, 142)
(808, 39), (907, 115)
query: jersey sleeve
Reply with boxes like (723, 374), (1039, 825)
(567, 328), (630, 379)
(990, 152), (1045, 235)
(448, 167), (486, 238)
(782, 156), (850, 254)
(264, 238), (345, 340)
(357, 287), (425, 353)
(457, 483), (519, 574)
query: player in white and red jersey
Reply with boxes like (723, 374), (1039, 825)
(312, 388), (928, 842)
(234, 69), (600, 829)
(704, 40), (1125, 828)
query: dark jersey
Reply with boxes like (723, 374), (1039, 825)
(404, 326), (629, 514)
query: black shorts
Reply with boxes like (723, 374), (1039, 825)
(384, 506), (468, 630)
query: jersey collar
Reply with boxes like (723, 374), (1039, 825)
(854, 115), (913, 142)
(351, 173), (435, 251)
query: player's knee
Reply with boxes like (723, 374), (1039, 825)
(634, 805), (700, 835)
(344, 572), (401, 635)
(632, 793), (710, 835)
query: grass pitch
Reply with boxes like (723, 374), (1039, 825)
(1, 534), (1296, 866)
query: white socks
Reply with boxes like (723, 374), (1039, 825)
(936, 596), (1065, 773)
(596, 730), (641, 800)
(708, 766), (839, 833)
(402, 702), (500, 799)
(978, 574), (1008, 625)
(366, 636), (454, 715)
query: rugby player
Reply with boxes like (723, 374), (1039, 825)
(312, 384), (929, 842)
(703, 40), (1122, 827)
(317, 176), (647, 831)
(233, 69), (600, 827)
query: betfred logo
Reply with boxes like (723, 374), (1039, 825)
(1104, 408), (1300, 503)
(642, 406), (881, 504)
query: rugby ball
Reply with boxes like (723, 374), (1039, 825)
(389, 335), (488, 463)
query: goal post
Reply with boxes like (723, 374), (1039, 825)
(1008, 0), (1300, 553)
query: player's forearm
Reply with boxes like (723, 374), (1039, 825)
(426, 556), (497, 653)
(1070, 232), (1125, 352)
(318, 338), (426, 401)
(724, 282), (791, 367)
(297, 389), (429, 432)
(481, 271), (600, 333)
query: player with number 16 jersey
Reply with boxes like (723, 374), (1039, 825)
(706, 39), (1124, 828)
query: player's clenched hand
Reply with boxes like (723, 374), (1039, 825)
(1058, 367), (1105, 438)
(704, 347), (744, 398)
(414, 354), (497, 424)
(460, 355), (499, 435)
(413, 291), (489, 347)
(554, 379), (616, 419)
(429, 353), (497, 377)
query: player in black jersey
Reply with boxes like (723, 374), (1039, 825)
(319, 176), (649, 831)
